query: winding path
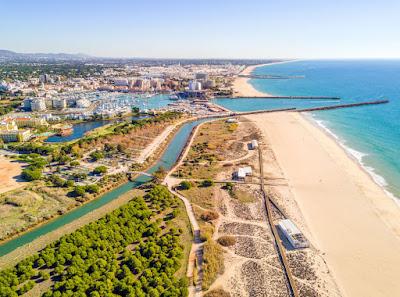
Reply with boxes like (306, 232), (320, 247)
(163, 122), (208, 297)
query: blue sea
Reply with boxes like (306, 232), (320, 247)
(215, 60), (400, 200)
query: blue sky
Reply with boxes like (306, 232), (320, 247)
(1, 0), (400, 59)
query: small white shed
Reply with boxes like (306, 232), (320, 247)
(250, 139), (258, 150)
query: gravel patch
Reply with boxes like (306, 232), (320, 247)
(219, 222), (271, 241)
(286, 250), (318, 282)
(241, 260), (289, 297)
(230, 236), (274, 259)
(230, 200), (264, 221)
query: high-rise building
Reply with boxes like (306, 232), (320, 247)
(30, 98), (47, 111)
(188, 80), (202, 91)
(135, 79), (151, 91)
(23, 98), (34, 110)
(39, 74), (51, 84)
(195, 73), (208, 81)
(52, 98), (67, 110)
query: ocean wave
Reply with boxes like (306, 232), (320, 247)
(309, 114), (399, 202)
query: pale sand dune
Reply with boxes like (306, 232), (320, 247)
(247, 112), (400, 297)
(0, 156), (25, 195)
(232, 65), (271, 97)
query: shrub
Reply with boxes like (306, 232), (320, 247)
(201, 179), (214, 187)
(89, 150), (104, 161)
(200, 210), (219, 222)
(223, 182), (235, 197)
(202, 239), (224, 290)
(49, 174), (66, 187)
(72, 172), (87, 181)
(66, 180), (75, 187)
(204, 289), (231, 297)
(217, 236), (236, 247)
(153, 166), (166, 180)
(21, 168), (42, 181)
(69, 160), (80, 167)
(179, 180), (192, 190)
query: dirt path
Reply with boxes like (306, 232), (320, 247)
(164, 122), (206, 297)
(137, 118), (190, 164)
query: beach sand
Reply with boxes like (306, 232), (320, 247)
(246, 111), (400, 297)
(232, 65), (271, 97)
(0, 156), (24, 195)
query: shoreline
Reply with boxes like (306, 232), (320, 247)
(307, 113), (399, 202)
(232, 64), (271, 97)
(230, 62), (400, 296)
(246, 111), (400, 297)
(232, 62), (398, 203)
(232, 60), (297, 97)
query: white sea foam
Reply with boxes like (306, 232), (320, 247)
(308, 113), (399, 202)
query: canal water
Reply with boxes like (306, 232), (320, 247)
(45, 120), (109, 143)
(45, 116), (151, 143)
(0, 118), (210, 257)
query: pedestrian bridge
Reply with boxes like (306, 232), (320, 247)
(127, 171), (154, 178)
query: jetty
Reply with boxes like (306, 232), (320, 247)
(233, 95), (341, 100)
(296, 100), (389, 112)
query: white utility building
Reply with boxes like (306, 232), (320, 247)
(234, 166), (252, 180)
(278, 219), (309, 249)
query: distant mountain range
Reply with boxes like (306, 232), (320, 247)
(0, 49), (284, 66)
(0, 49), (92, 62)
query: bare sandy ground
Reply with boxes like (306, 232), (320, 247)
(0, 156), (25, 195)
(247, 112), (400, 297)
(232, 65), (272, 97)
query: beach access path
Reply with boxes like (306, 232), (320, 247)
(246, 111), (400, 297)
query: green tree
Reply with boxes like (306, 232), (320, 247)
(93, 166), (107, 175)
(39, 270), (50, 281)
(72, 185), (86, 197)
(85, 184), (100, 194)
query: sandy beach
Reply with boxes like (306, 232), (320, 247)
(0, 156), (24, 195)
(232, 64), (272, 97)
(246, 111), (400, 297)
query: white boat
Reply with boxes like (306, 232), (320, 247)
(169, 94), (179, 100)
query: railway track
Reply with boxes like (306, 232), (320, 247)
(258, 146), (300, 297)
